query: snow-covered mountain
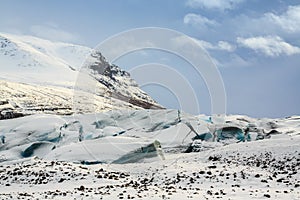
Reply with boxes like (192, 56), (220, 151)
(0, 32), (162, 119)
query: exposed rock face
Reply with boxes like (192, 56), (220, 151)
(85, 51), (163, 110)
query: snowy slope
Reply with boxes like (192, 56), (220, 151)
(0, 110), (299, 199)
(0, 32), (162, 118)
(0, 79), (146, 119)
(0, 33), (84, 86)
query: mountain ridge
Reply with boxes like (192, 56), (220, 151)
(0, 32), (163, 119)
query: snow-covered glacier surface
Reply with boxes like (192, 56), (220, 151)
(0, 109), (299, 199)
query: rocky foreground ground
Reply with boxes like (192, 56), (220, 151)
(0, 135), (299, 200)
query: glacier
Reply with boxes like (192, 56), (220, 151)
(0, 109), (299, 164)
(0, 109), (299, 199)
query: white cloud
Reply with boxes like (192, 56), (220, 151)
(30, 24), (79, 43)
(265, 5), (300, 33)
(186, 0), (244, 10)
(193, 39), (235, 52)
(184, 13), (217, 28)
(171, 36), (246, 68)
(237, 36), (300, 57)
(217, 41), (236, 52)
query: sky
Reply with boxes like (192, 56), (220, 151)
(1, 0), (300, 118)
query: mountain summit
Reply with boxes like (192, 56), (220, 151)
(0, 33), (162, 119)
